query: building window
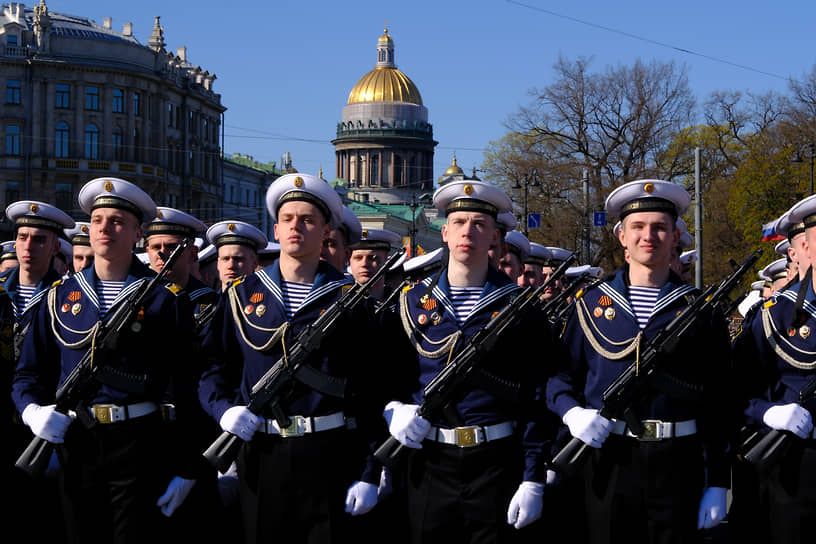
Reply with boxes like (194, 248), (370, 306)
(56, 84), (70, 109)
(112, 126), (123, 160)
(132, 92), (141, 116)
(7, 35), (17, 47)
(84, 124), (99, 159)
(56, 183), (72, 211)
(5, 181), (19, 203)
(5, 125), (20, 155)
(167, 103), (174, 127)
(55, 122), (70, 157)
(112, 89), (124, 113)
(6, 80), (21, 104)
(85, 86), (99, 110)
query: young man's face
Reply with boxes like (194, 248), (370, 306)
(321, 229), (350, 273)
(72, 245), (94, 273)
(498, 251), (522, 283)
(349, 249), (387, 285)
(275, 201), (331, 262)
(541, 265), (564, 299)
(146, 233), (195, 284)
(15, 226), (59, 279)
(217, 245), (257, 289)
(441, 211), (498, 267)
(619, 211), (679, 269)
(790, 232), (809, 278)
(89, 208), (142, 262)
(519, 263), (543, 288)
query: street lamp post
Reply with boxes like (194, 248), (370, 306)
(512, 170), (540, 236)
(792, 142), (815, 195)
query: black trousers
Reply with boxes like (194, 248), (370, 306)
(58, 412), (175, 544)
(583, 435), (706, 544)
(237, 427), (371, 544)
(763, 441), (816, 544)
(405, 436), (523, 544)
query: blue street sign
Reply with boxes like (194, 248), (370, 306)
(527, 213), (541, 230)
(593, 211), (606, 227)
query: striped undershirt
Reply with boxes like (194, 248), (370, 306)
(14, 284), (37, 318)
(448, 286), (482, 325)
(98, 280), (126, 316)
(628, 285), (660, 329)
(281, 281), (312, 319)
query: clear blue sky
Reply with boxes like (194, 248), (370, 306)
(49, 0), (816, 184)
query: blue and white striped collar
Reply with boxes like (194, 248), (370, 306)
(74, 257), (153, 316)
(601, 267), (698, 322)
(254, 259), (353, 316)
(420, 267), (521, 324)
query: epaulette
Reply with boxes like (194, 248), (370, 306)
(51, 279), (63, 287)
(402, 284), (411, 293)
(764, 298), (776, 309)
(231, 277), (245, 287)
(165, 282), (183, 295)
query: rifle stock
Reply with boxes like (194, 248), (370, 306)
(15, 238), (193, 478)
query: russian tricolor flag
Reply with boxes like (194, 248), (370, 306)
(762, 220), (784, 242)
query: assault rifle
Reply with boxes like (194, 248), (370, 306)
(15, 238), (193, 477)
(203, 249), (406, 474)
(551, 248), (763, 476)
(373, 252), (578, 467)
(741, 373), (816, 473)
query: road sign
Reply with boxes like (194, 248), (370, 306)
(527, 213), (541, 230)
(593, 211), (607, 227)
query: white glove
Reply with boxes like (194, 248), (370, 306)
(378, 467), (393, 498)
(344, 481), (378, 516)
(762, 403), (813, 438)
(217, 461), (240, 506)
(219, 405), (262, 441)
(156, 477), (196, 517)
(697, 487), (727, 529)
(383, 401), (431, 449)
(21, 403), (73, 443)
(507, 481), (544, 529)
(562, 406), (613, 448)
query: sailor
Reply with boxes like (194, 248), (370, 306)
(348, 227), (402, 301)
(206, 220), (267, 292)
(64, 222), (94, 273)
(198, 173), (387, 543)
(381, 179), (554, 542)
(499, 230), (531, 285)
(12, 177), (204, 542)
(547, 179), (732, 543)
(0, 240), (18, 273)
(731, 190), (816, 544)
(520, 243), (553, 289)
(321, 205), (362, 274)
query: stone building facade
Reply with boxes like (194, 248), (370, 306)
(0, 2), (224, 237)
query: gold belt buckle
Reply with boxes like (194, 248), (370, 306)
(454, 426), (479, 447)
(279, 415), (306, 437)
(639, 420), (661, 441)
(93, 404), (115, 424)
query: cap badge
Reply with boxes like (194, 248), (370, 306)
(294, 176), (304, 188)
(800, 325), (811, 339)
(81, 225), (89, 233)
(244, 304), (254, 315)
(598, 295), (612, 307)
(68, 291), (81, 302)
(604, 307), (616, 320)
(104, 181), (114, 192)
(418, 314), (428, 325)
(593, 307), (604, 318)
(71, 303), (82, 315)
(643, 182), (655, 194)
(463, 184), (474, 196)
(29, 203), (39, 214)
(422, 298), (437, 311)
(255, 304), (266, 317)
(157, 210), (163, 219)
(362, 230), (369, 238)
(249, 292), (264, 304)
(228, 223), (236, 232)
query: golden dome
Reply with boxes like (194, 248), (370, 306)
(347, 67), (423, 105)
(378, 27), (393, 44)
(444, 156), (463, 176)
